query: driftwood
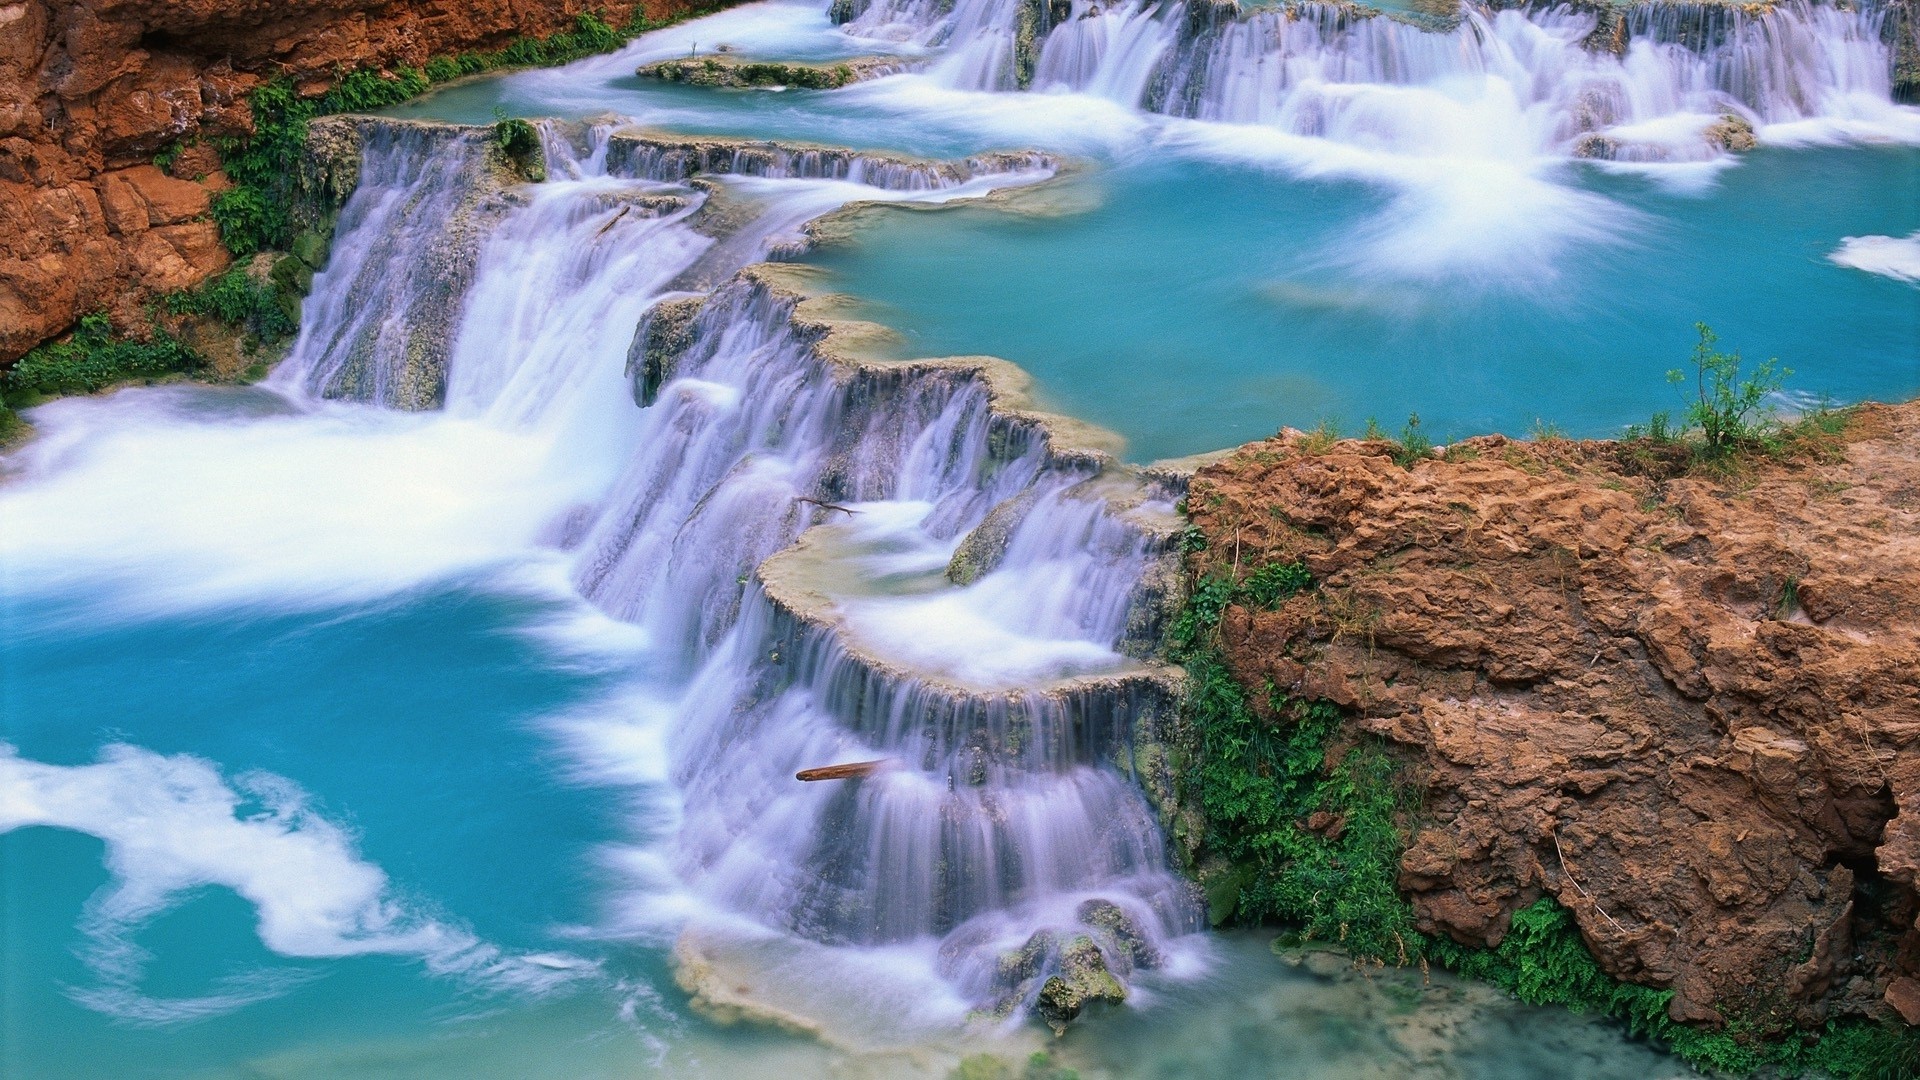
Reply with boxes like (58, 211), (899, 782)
(595, 205), (632, 237)
(797, 497), (859, 515)
(796, 759), (892, 782)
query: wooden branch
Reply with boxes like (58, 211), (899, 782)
(797, 497), (858, 515)
(595, 205), (632, 238)
(796, 759), (892, 782)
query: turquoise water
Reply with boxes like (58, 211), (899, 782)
(8, 0), (1920, 1073)
(805, 145), (1920, 461)
(0, 515), (1684, 1078)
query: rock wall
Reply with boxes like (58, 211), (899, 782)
(1181, 404), (1920, 1031)
(0, 0), (716, 362)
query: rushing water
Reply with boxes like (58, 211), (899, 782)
(4, 0), (1916, 1075)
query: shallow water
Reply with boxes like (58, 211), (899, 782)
(6, 0), (1918, 1075)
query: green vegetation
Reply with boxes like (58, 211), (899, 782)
(1669, 321), (1787, 458)
(640, 57), (869, 89)
(1620, 323), (1854, 473)
(1171, 565), (1421, 959)
(163, 266), (297, 343)
(2, 314), (201, 404)
(1170, 558), (1920, 1078)
(1362, 413), (1433, 468)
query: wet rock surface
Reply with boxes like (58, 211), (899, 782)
(1182, 403), (1920, 1029)
(637, 54), (912, 89)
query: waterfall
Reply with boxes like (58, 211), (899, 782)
(278, 117), (1194, 1027)
(1034, 1), (1184, 104)
(839, 0), (1917, 157)
(1153, 0), (1908, 159)
(271, 122), (504, 409)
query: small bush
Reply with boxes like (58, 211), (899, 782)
(3, 314), (201, 400)
(1392, 413), (1432, 467)
(1240, 560), (1312, 607)
(1668, 322), (1788, 459)
(164, 266), (296, 342)
(1298, 417), (1341, 454)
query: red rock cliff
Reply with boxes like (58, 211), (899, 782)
(0, 0), (708, 361)
(1184, 403), (1920, 1031)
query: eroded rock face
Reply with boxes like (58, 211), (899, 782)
(1182, 403), (1920, 1029)
(0, 0), (729, 362)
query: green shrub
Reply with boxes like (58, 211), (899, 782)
(1392, 413), (1433, 467)
(163, 266), (296, 342)
(210, 185), (281, 258)
(1240, 560), (1312, 608)
(1669, 322), (1787, 458)
(3, 314), (201, 400)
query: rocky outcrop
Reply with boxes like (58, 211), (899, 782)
(0, 0), (730, 363)
(1181, 404), (1920, 1030)
(637, 54), (911, 89)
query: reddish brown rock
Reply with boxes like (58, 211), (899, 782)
(0, 0), (732, 362)
(1184, 404), (1920, 1028)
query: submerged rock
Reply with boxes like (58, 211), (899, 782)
(628, 295), (706, 407)
(637, 55), (908, 89)
(947, 491), (1036, 585)
(1571, 133), (1619, 160)
(1076, 898), (1163, 971)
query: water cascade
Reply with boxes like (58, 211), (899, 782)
(278, 115), (1201, 1031)
(834, 0), (1916, 161)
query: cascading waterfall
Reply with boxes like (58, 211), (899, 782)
(1153, 0), (1910, 159)
(570, 276), (1201, 1011)
(839, 0), (1916, 160)
(283, 116), (1198, 1027)
(271, 122), (504, 409)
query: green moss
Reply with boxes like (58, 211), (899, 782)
(3, 314), (202, 401)
(1170, 562), (1920, 1077)
(492, 117), (547, 181)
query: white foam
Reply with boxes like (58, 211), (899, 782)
(0, 743), (595, 1022)
(1830, 230), (1920, 283)
(0, 389), (601, 618)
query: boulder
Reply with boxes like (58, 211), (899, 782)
(1035, 934), (1126, 1034)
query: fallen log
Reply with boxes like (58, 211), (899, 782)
(797, 497), (859, 515)
(796, 759), (892, 782)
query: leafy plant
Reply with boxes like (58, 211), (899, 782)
(1298, 417), (1341, 454)
(3, 314), (201, 400)
(1392, 413), (1432, 467)
(164, 266), (296, 342)
(1668, 322), (1788, 458)
(1240, 560), (1312, 608)
(491, 117), (546, 179)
